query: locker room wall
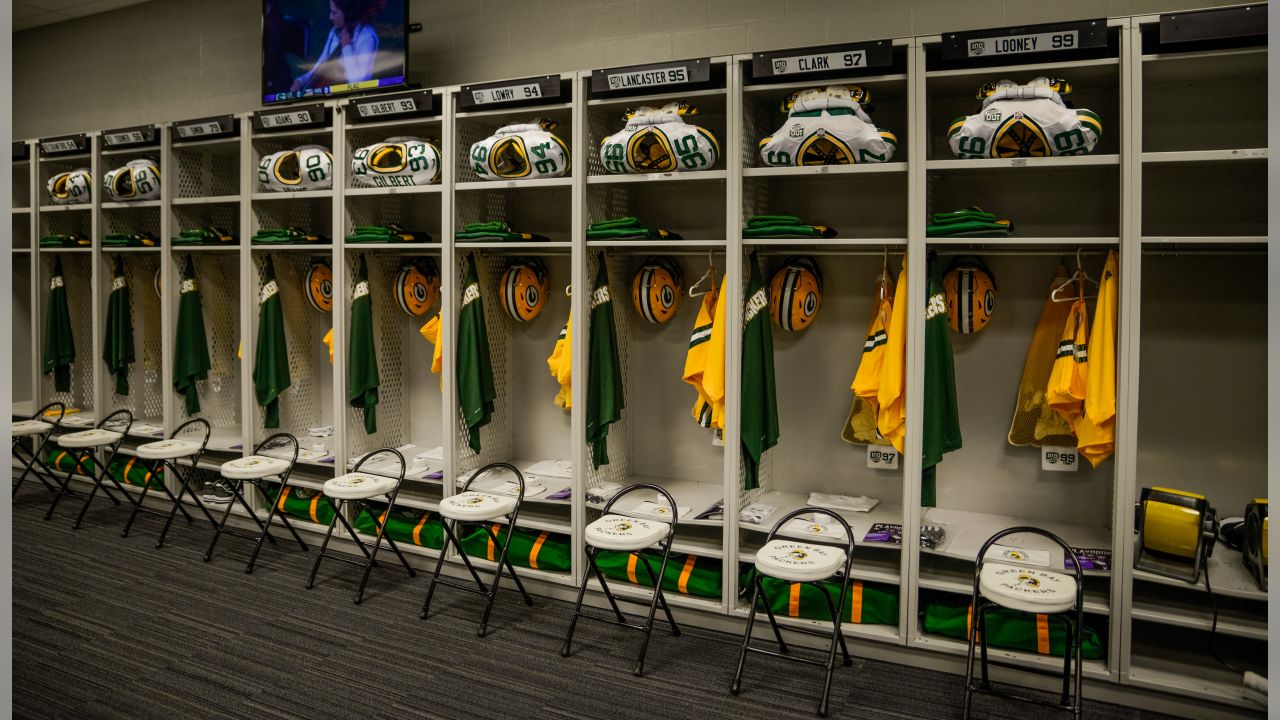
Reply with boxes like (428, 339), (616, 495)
(12, 0), (1251, 139)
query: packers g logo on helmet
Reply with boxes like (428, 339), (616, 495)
(47, 168), (92, 204)
(394, 260), (441, 317)
(259, 145), (334, 191)
(943, 256), (997, 334)
(305, 261), (334, 313)
(500, 258), (549, 322)
(631, 256), (683, 324)
(470, 119), (569, 180)
(352, 136), (441, 187)
(770, 256), (823, 332)
(104, 158), (161, 201)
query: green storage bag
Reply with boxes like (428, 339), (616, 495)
(261, 483), (337, 525)
(743, 571), (899, 625)
(922, 599), (1104, 659)
(593, 549), (722, 599)
(353, 504), (445, 549)
(459, 523), (572, 573)
(44, 450), (164, 489)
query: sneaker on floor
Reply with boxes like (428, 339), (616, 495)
(201, 481), (233, 505)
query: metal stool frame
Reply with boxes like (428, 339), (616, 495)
(45, 408), (136, 530)
(962, 526), (1085, 720)
(305, 448), (417, 603)
(731, 506), (857, 717)
(203, 433), (310, 571)
(13, 401), (66, 497)
(120, 418), (211, 547)
(420, 462), (534, 637)
(561, 483), (682, 677)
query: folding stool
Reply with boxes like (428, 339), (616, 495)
(204, 432), (309, 571)
(12, 401), (66, 497)
(45, 408), (135, 529)
(121, 418), (211, 546)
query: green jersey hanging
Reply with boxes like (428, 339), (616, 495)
(42, 256), (75, 392)
(457, 254), (495, 453)
(586, 254), (624, 469)
(103, 255), (135, 396)
(348, 254), (380, 433)
(173, 255), (212, 415)
(253, 255), (291, 428)
(922, 251), (963, 506)
(741, 251), (779, 490)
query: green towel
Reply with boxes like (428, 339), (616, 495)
(746, 214), (803, 228)
(173, 227), (236, 245)
(39, 234), (90, 248)
(585, 227), (683, 240)
(252, 226), (326, 245)
(742, 224), (837, 239)
(588, 217), (642, 230)
(926, 219), (1013, 237)
(462, 221), (512, 233)
(456, 231), (550, 242)
(103, 232), (158, 247)
(345, 223), (431, 243)
(930, 207), (997, 224)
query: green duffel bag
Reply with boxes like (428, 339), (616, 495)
(741, 568), (899, 625)
(261, 483), (336, 525)
(459, 523), (572, 573)
(922, 599), (1105, 659)
(594, 550), (722, 599)
(353, 504), (444, 549)
(44, 450), (164, 489)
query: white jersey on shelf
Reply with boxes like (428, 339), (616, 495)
(947, 77), (1102, 159)
(351, 136), (441, 187)
(759, 85), (897, 166)
(469, 120), (569, 180)
(599, 102), (720, 174)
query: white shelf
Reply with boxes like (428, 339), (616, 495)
(1127, 648), (1266, 710)
(455, 177), (572, 191)
(345, 184), (443, 197)
(344, 242), (442, 251)
(100, 145), (160, 158)
(745, 238), (906, 248)
(743, 163), (907, 178)
(928, 236), (1119, 247)
(1129, 601), (1265, 642)
(743, 72), (910, 93)
(249, 244), (333, 251)
(101, 246), (161, 253)
(172, 195), (240, 205)
(1141, 236), (1267, 246)
(586, 170), (726, 185)
(172, 136), (241, 149)
(919, 507), (1111, 572)
(925, 154), (1120, 171)
(344, 115), (442, 131)
(12, 207), (31, 214)
(38, 204), (90, 213)
(250, 127), (334, 141)
(592, 475), (726, 529)
(587, 239), (726, 249)
(101, 200), (161, 209)
(924, 56), (1119, 80)
(739, 492), (904, 550)
(38, 247), (92, 253)
(251, 190), (334, 201)
(454, 101), (573, 119)
(13, 249), (32, 254)
(586, 87), (726, 107)
(1142, 148), (1267, 164)
(455, 241), (571, 251)
(173, 244), (242, 252)
(1132, 546), (1267, 602)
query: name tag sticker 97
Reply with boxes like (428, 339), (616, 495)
(867, 445), (899, 469)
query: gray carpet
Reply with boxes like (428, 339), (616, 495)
(12, 491), (1176, 720)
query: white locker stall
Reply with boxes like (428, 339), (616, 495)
(13, 141), (36, 416)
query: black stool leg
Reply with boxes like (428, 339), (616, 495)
(978, 605), (991, 689)
(478, 523), (520, 637)
(731, 573), (765, 695)
(1060, 616), (1073, 705)
(204, 479), (242, 561)
(22, 440), (64, 496)
(816, 574), (852, 717)
(354, 498), (416, 604)
(962, 601), (979, 720)
(561, 546), (600, 657)
(45, 450), (89, 520)
(157, 462), (213, 548)
(633, 552), (679, 677)
(121, 458), (164, 537)
(755, 574), (789, 653)
(306, 500), (342, 590)
(246, 481), (296, 573)
(812, 580), (852, 666)
(420, 519), (460, 619)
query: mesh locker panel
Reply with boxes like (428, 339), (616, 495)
(172, 204), (239, 240)
(585, 186), (634, 230)
(741, 177), (773, 231)
(251, 199), (332, 240)
(453, 252), (514, 473)
(344, 252), (411, 458)
(12, 164), (31, 207)
(180, 252), (242, 430)
(742, 91), (780, 170)
(173, 145), (239, 198)
(108, 253), (164, 420)
(40, 253), (94, 414)
(251, 253), (331, 439)
(583, 251), (632, 491)
(454, 187), (511, 229)
(344, 195), (442, 239)
(585, 106), (624, 177)
(13, 215), (31, 249)
(100, 207), (160, 238)
(40, 212), (91, 240)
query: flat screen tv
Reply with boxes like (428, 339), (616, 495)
(263, 0), (408, 104)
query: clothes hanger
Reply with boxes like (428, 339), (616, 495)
(1051, 248), (1099, 302)
(689, 250), (717, 297)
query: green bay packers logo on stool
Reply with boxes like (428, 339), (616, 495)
(769, 256), (823, 332)
(351, 136), (441, 187)
(631, 256), (683, 324)
(305, 261), (333, 313)
(500, 257), (549, 322)
(394, 260), (440, 317)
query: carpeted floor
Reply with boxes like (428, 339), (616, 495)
(12, 491), (1177, 720)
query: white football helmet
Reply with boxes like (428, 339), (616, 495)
(47, 168), (92, 205)
(469, 119), (569, 180)
(351, 136), (441, 187)
(258, 145), (334, 191)
(600, 102), (720, 174)
(103, 158), (162, 201)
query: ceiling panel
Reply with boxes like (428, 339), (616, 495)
(14, 0), (155, 31)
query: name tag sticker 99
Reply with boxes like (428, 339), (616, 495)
(1041, 445), (1079, 472)
(967, 30), (1078, 57)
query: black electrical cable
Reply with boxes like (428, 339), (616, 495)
(1203, 564), (1243, 675)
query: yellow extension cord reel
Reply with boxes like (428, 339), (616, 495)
(1135, 487), (1217, 583)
